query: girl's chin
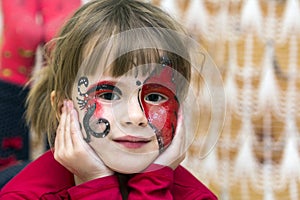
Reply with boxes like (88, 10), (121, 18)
(100, 152), (159, 174)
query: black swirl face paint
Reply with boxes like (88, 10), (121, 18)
(82, 103), (110, 142)
(76, 76), (111, 143)
(76, 76), (89, 109)
(136, 80), (141, 86)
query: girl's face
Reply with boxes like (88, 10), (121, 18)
(72, 65), (180, 173)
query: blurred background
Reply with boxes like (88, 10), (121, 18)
(0, 0), (299, 199)
(154, 0), (300, 199)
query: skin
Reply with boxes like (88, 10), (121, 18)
(54, 99), (185, 185)
(54, 100), (114, 185)
(53, 67), (186, 185)
(141, 66), (180, 151)
(74, 73), (160, 174)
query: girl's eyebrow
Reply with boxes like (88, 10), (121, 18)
(87, 81), (122, 95)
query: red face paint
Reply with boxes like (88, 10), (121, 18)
(85, 80), (120, 117)
(141, 67), (179, 149)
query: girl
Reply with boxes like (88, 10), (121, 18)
(0, 0), (217, 199)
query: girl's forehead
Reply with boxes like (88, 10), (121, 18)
(79, 64), (178, 96)
(79, 35), (177, 78)
(87, 65), (170, 85)
(88, 61), (166, 79)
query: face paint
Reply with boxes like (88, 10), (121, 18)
(82, 103), (110, 142)
(76, 76), (112, 142)
(140, 58), (179, 152)
(136, 80), (142, 86)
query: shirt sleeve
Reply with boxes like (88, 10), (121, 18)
(173, 166), (218, 200)
(0, 192), (38, 200)
(127, 164), (218, 200)
(127, 164), (174, 200)
(37, 175), (122, 199)
(56, 176), (122, 200)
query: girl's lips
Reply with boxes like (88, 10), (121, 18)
(113, 136), (151, 149)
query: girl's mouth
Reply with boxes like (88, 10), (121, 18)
(113, 135), (151, 149)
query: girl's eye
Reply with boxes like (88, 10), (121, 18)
(144, 93), (168, 104)
(98, 92), (120, 101)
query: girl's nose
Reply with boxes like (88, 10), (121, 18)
(124, 91), (148, 127)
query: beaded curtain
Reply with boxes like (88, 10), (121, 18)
(149, 0), (300, 199)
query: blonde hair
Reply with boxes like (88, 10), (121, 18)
(26, 0), (191, 146)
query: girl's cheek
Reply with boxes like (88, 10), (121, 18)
(142, 98), (179, 149)
(94, 101), (104, 118)
(85, 98), (104, 118)
(160, 99), (179, 147)
(82, 99), (111, 140)
(84, 99), (106, 127)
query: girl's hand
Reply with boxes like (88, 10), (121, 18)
(153, 113), (186, 170)
(54, 100), (114, 185)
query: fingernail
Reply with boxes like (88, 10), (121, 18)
(66, 100), (70, 112)
(69, 100), (74, 109)
(62, 100), (67, 111)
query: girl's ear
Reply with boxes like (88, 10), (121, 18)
(50, 90), (56, 108)
(50, 90), (63, 120)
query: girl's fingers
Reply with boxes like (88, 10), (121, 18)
(55, 100), (67, 150)
(70, 102), (85, 146)
(54, 100), (113, 182)
(68, 102), (103, 163)
(153, 111), (186, 169)
(177, 121), (186, 151)
(64, 100), (74, 150)
(70, 101), (80, 134)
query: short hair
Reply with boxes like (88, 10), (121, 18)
(26, 0), (191, 146)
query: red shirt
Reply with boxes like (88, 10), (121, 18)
(0, 151), (217, 199)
